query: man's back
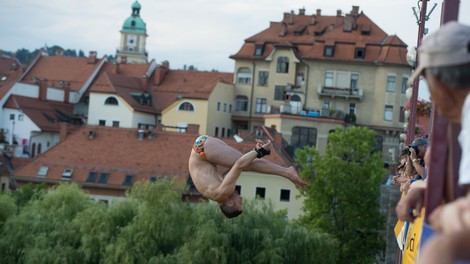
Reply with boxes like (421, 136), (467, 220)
(188, 149), (224, 202)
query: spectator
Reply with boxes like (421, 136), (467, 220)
(393, 153), (410, 187)
(395, 22), (470, 263)
(405, 137), (428, 180)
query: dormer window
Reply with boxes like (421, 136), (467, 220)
(105, 97), (118, 105)
(324, 46), (335, 57)
(254, 45), (264, 56)
(355, 48), (365, 59)
(123, 175), (134, 186)
(37, 166), (48, 177)
(179, 102), (195, 111)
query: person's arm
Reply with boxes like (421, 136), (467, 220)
(405, 155), (414, 177)
(429, 196), (470, 233)
(409, 147), (425, 177)
(396, 186), (426, 222)
(213, 141), (271, 202)
(419, 230), (470, 264)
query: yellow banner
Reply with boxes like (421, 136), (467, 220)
(402, 209), (425, 264)
(394, 219), (406, 251)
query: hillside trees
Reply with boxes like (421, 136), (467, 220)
(296, 126), (387, 264)
(0, 180), (338, 264)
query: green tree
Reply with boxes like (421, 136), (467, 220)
(0, 193), (16, 229)
(176, 200), (338, 264)
(0, 180), (339, 263)
(10, 182), (46, 207)
(297, 126), (386, 264)
(0, 183), (93, 263)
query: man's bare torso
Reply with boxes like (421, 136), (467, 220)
(188, 149), (224, 202)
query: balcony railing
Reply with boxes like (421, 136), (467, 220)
(317, 85), (364, 100)
(267, 104), (345, 120)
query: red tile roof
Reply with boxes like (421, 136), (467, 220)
(231, 7), (409, 66)
(153, 70), (233, 112)
(4, 95), (82, 132)
(20, 55), (105, 92)
(91, 71), (156, 114)
(0, 55), (24, 101)
(12, 125), (294, 195)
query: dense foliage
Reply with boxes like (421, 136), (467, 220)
(0, 181), (338, 264)
(296, 126), (387, 264)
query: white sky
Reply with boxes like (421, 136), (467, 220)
(1, 0), (469, 99)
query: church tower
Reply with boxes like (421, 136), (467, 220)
(116, 1), (148, 64)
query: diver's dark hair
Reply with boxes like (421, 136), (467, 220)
(219, 202), (243, 218)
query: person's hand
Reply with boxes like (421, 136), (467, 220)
(409, 147), (417, 160)
(396, 186), (426, 222)
(255, 139), (272, 151)
(401, 180), (411, 194)
(392, 175), (401, 186)
(429, 196), (470, 234)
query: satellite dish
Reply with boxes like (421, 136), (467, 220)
(233, 134), (244, 143)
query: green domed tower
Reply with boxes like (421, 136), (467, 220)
(116, 1), (148, 63)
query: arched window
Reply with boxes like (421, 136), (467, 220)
(277, 57), (289, 73)
(179, 102), (194, 111)
(235, 95), (248, 112)
(291, 95), (301, 101)
(291, 126), (317, 148)
(105, 97), (118, 105)
(236, 67), (252, 84)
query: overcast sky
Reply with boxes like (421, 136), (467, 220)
(1, 0), (469, 98)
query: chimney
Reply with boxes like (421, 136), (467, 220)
(88, 51), (97, 64)
(310, 15), (317, 25)
(64, 83), (70, 103)
(141, 75), (149, 91)
(273, 132), (283, 147)
(351, 6), (359, 16)
(289, 10), (294, 25)
(186, 124), (200, 134)
(336, 10), (342, 26)
(154, 64), (169, 85)
(316, 9), (321, 16)
(299, 8), (305, 16)
(279, 22), (287, 37)
(344, 14), (353, 32)
(39, 81), (47, 101)
(156, 124), (164, 132)
(59, 123), (68, 142)
(121, 56), (127, 64)
(113, 62), (120, 74)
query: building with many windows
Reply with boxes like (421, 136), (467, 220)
(230, 6), (411, 162)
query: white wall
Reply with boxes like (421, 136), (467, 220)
(47, 87), (65, 102)
(29, 131), (60, 157)
(88, 92), (155, 128)
(237, 171), (304, 220)
(131, 111), (156, 128)
(88, 194), (125, 205)
(2, 108), (39, 146)
(69, 91), (80, 104)
(11, 83), (39, 98)
(88, 93), (134, 127)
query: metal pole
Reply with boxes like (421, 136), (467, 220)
(424, 0), (461, 222)
(406, 0), (428, 145)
